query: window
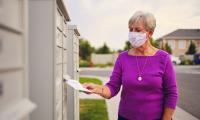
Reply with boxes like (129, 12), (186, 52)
(168, 40), (175, 50)
(178, 40), (186, 49)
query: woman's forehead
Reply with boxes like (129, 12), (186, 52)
(131, 22), (144, 29)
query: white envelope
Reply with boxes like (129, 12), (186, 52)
(63, 76), (91, 93)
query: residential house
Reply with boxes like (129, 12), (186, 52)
(157, 29), (200, 56)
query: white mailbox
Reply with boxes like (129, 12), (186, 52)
(0, 0), (36, 120)
(65, 25), (80, 120)
(28, 0), (71, 120)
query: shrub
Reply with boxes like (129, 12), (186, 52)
(180, 59), (194, 65)
(93, 62), (113, 68)
(79, 60), (90, 67)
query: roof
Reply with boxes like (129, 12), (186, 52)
(57, 0), (70, 21)
(157, 29), (200, 41)
(68, 25), (80, 36)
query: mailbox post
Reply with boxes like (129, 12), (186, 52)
(0, 0), (36, 119)
(65, 25), (80, 120)
(28, 0), (70, 120)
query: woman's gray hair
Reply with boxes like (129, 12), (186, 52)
(128, 11), (156, 32)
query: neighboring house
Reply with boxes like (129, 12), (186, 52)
(157, 29), (200, 56)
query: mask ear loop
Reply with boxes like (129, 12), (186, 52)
(142, 31), (148, 41)
(145, 31), (151, 41)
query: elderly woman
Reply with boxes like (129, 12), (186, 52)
(83, 11), (178, 120)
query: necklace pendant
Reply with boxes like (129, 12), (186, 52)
(137, 76), (142, 81)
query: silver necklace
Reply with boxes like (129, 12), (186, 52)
(136, 56), (148, 81)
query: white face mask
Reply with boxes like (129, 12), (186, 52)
(128, 31), (147, 48)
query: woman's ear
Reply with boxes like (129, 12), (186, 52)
(147, 31), (153, 38)
(146, 31), (153, 41)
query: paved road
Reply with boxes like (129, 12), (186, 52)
(80, 65), (200, 119)
(176, 72), (200, 119)
(80, 67), (112, 77)
(173, 66), (200, 119)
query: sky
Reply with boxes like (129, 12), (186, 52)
(64, 0), (200, 50)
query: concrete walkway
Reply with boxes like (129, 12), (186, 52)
(79, 75), (199, 120)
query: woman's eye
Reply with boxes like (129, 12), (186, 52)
(135, 28), (141, 32)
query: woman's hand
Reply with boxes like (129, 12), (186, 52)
(82, 83), (112, 99)
(162, 107), (174, 120)
(82, 83), (102, 95)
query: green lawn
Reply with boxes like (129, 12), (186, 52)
(79, 77), (108, 120)
(79, 77), (103, 85)
(80, 99), (109, 120)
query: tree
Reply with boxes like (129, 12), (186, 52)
(150, 37), (159, 48)
(95, 42), (111, 54)
(117, 49), (123, 53)
(79, 39), (95, 60)
(123, 41), (132, 50)
(186, 41), (196, 55)
(163, 42), (172, 54)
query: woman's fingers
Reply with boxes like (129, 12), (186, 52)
(82, 83), (91, 89)
(82, 83), (99, 94)
(82, 83), (93, 90)
(82, 83), (89, 87)
(83, 83), (95, 89)
(81, 83), (91, 94)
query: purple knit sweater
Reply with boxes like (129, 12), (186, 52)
(105, 49), (178, 120)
